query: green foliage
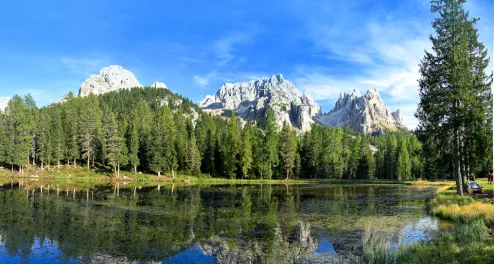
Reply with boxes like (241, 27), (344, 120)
(0, 88), (426, 181)
(416, 0), (493, 192)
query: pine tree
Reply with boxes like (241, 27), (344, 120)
(416, 0), (493, 194)
(62, 96), (80, 167)
(102, 107), (122, 177)
(396, 137), (411, 181)
(185, 132), (201, 176)
(36, 110), (52, 169)
(239, 121), (253, 179)
(24, 94), (38, 166)
(127, 106), (140, 174)
(5, 96), (32, 172)
(279, 122), (297, 180)
(50, 106), (65, 168)
(263, 110), (279, 179)
(150, 105), (176, 177)
(349, 135), (362, 178)
(79, 94), (102, 169)
(221, 113), (240, 179)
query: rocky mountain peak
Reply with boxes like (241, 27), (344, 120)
(316, 88), (403, 134)
(79, 65), (143, 96)
(199, 74), (321, 131)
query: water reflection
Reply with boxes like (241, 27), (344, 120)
(0, 181), (438, 263)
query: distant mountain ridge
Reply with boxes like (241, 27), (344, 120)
(199, 74), (321, 131)
(316, 88), (403, 134)
(2, 65), (403, 134)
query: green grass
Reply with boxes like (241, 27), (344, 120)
(350, 220), (494, 264)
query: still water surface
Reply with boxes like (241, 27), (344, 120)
(0, 182), (439, 263)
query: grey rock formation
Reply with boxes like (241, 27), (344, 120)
(199, 74), (321, 131)
(151, 81), (167, 89)
(79, 65), (143, 96)
(391, 109), (404, 127)
(316, 88), (403, 134)
(0, 97), (10, 112)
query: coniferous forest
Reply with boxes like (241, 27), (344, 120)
(0, 85), (490, 181)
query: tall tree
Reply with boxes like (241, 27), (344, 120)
(79, 94), (102, 169)
(239, 121), (254, 179)
(279, 122), (297, 180)
(396, 137), (411, 181)
(221, 113), (241, 179)
(127, 106), (140, 174)
(50, 106), (65, 168)
(416, 0), (493, 194)
(5, 96), (32, 172)
(102, 107), (127, 177)
(62, 94), (80, 167)
(150, 105), (176, 177)
(263, 110), (279, 179)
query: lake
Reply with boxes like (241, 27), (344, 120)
(0, 181), (440, 263)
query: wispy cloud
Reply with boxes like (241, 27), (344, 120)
(60, 54), (110, 77)
(193, 71), (217, 87)
(213, 32), (255, 66)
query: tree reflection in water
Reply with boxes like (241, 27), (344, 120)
(0, 182), (438, 263)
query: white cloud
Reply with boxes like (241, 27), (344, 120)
(214, 33), (253, 66)
(193, 71), (217, 87)
(60, 55), (110, 77)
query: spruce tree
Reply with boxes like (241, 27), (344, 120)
(239, 121), (253, 179)
(221, 112), (240, 179)
(416, 0), (493, 194)
(279, 122), (297, 180)
(263, 110), (279, 179)
(127, 106), (140, 174)
(396, 137), (411, 181)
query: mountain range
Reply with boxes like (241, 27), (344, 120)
(0, 65), (404, 134)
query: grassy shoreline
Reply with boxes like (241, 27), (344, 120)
(351, 178), (494, 263)
(0, 166), (459, 186)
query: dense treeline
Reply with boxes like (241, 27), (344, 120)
(0, 87), (425, 180)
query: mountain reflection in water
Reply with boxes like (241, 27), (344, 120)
(0, 181), (439, 263)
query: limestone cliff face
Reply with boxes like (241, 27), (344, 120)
(316, 88), (403, 134)
(199, 74), (321, 131)
(79, 65), (143, 96)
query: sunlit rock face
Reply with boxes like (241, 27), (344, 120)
(0, 97), (10, 112)
(316, 88), (403, 134)
(79, 65), (143, 96)
(199, 74), (321, 132)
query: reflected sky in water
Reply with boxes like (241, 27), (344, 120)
(0, 182), (439, 263)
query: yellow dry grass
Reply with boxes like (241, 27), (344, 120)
(432, 202), (494, 224)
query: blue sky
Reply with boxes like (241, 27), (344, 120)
(0, 0), (492, 129)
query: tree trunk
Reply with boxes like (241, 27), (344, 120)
(87, 154), (90, 170)
(461, 138), (470, 194)
(41, 160), (44, 170)
(285, 170), (289, 181)
(453, 127), (464, 195)
(74, 158), (76, 168)
(57, 160), (60, 169)
(92, 156), (95, 168)
(117, 163), (120, 178)
(171, 168), (175, 179)
(134, 164), (137, 174)
(158, 171), (161, 177)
